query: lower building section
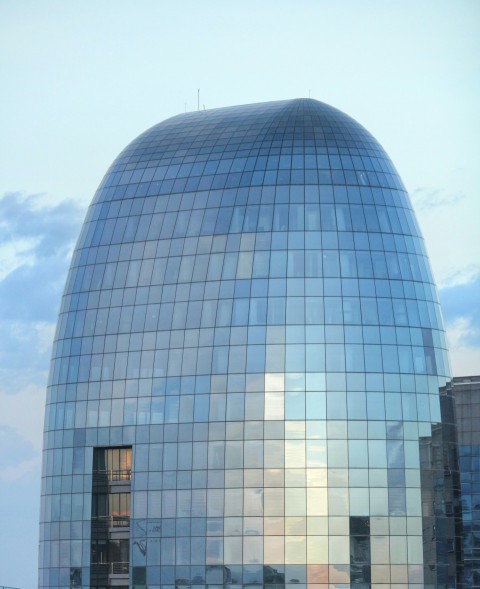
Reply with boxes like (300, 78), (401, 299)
(38, 409), (466, 589)
(38, 398), (467, 589)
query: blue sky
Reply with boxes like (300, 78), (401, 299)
(1, 1), (479, 586)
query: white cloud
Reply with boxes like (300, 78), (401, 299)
(34, 321), (57, 355)
(0, 193), (81, 489)
(0, 191), (84, 269)
(445, 316), (480, 377)
(0, 457), (40, 483)
(448, 345), (480, 377)
(8, 320), (55, 355)
(0, 318), (54, 396)
(0, 385), (46, 453)
(447, 317), (477, 349)
(0, 236), (40, 281)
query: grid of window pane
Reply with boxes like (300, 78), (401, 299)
(39, 99), (461, 588)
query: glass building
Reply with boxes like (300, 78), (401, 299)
(449, 376), (480, 586)
(39, 99), (462, 589)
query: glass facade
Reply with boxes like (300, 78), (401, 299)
(450, 376), (480, 586)
(39, 99), (461, 588)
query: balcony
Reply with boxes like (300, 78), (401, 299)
(91, 515), (131, 530)
(93, 469), (132, 485)
(91, 561), (129, 580)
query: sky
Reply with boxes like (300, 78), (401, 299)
(0, 1), (479, 586)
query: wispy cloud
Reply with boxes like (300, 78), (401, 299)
(438, 264), (480, 289)
(0, 237), (41, 281)
(411, 187), (465, 211)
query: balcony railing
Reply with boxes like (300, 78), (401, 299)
(111, 561), (129, 575)
(93, 469), (131, 483)
(91, 515), (130, 528)
(91, 562), (129, 575)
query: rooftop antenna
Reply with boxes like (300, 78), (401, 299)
(184, 102), (187, 113)
(197, 89), (200, 112)
(308, 89), (311, 98)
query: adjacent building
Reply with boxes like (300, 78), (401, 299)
(450, 376), (480, 586)
(39, 99), (462, 588)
